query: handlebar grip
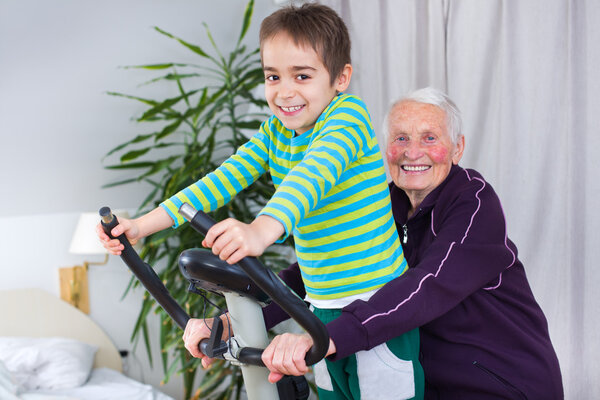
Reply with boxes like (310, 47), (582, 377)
(199, 339), (210, 356)
(98, 207), (191, 331)
(178, 203), (330, 366)
(198, 339), (264, 366)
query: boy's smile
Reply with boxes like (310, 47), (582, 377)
(262, 32), (351, 135)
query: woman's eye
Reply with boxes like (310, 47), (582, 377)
(425, 135), (436, 142)
(395, 136), (407, 142)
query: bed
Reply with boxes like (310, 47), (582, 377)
(0, 288), (174, 400)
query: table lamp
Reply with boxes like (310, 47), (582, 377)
(60, 211), (129, 313)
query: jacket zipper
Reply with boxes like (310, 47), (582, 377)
(403, 208), (422, 244)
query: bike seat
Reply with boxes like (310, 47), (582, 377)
(179, 248), (270, 305)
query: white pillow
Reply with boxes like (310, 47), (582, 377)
(0, 337), (97, 391)
(0, 359), (19, 397)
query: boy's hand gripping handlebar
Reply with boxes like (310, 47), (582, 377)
(98, 205), (330, 368)
(178, 203), (329, 367)
(99, 206), (190, 330)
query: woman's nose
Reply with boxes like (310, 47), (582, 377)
(404, 142), (423, 159)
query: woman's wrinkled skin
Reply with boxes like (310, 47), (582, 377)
(386, 101), (464, 215)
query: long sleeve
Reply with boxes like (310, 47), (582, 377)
(326, 169), (518, 360)
(160, 129), (271, 227)
(163, 93), (406, 302)
(262, 262), (306, 330)
(258, 96), (376, 239)
(258, 94), (406, 302)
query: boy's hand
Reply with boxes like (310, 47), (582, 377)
(183, 315), (231, 369)
(261, 333), (337, 383)
(95, 207), (173, 255)
(96, 217), (140, 255)
(203, 215), (285, 264)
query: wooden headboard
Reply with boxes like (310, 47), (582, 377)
(0, 288), (122, 372)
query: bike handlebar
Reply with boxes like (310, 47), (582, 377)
(99, 205), (329, 367)
(178, 203), (329, 366)
(99, 207), (190, 330)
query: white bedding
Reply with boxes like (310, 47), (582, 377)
(1, 363), (173, 400)
(0, 337), (97, 391)
(0, 290), (175, 400)
(0, 337), (174, 400)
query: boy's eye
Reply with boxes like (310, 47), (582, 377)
(296, 74), (309, 81)
(266, 75), (279, 81)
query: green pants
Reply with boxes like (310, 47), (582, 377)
(312, 307), (424, 400)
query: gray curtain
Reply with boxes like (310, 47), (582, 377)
(321, 0), (600, 398)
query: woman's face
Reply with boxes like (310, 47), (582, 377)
(386, 101), (464, 205)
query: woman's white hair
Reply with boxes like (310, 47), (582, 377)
(383, 87), (463, 144)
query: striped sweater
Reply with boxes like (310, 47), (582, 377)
(161, 93), (407, 302)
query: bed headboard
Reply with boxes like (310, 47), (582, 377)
(0, 288), (122, 372)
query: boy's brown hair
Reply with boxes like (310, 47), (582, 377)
(259, 3), (351, 86)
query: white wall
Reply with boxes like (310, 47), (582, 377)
(0, 0), (280, 217)
(0, 1), (279, 398)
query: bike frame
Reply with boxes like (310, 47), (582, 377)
(99, 203), (329, 400)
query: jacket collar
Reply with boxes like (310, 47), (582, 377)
(389, 164), (462, 224)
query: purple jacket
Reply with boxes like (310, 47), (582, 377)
(264, 165), (563, 399)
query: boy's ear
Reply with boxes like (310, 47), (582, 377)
(334, 64), (352, 92)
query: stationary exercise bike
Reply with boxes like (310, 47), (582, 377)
(99, 203), (329, 400)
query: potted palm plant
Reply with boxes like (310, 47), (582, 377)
(102, 1), (294, 398)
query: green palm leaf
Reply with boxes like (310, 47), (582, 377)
(102, 2), (297, 398)
(237, 0), (255, 46)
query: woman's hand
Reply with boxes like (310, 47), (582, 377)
(183, 315), (231, 369)
(261, 333), (337, 383)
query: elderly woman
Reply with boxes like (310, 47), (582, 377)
(258, 88), (563, 399)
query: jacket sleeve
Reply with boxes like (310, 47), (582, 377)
(326, 176), (519, 360)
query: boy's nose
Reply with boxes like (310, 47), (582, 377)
(278, 81), (295, 99)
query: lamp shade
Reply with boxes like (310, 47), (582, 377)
(69, 211), (129, 255)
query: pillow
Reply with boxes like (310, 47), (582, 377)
(0, 359), (19, 397)
(0, 337), (97, 391)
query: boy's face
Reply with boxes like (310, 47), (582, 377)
(262, 33), (350, 135)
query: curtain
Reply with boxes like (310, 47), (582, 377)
(321, 1), (600, 398)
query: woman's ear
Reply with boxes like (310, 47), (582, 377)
(335, 64), (353, 92)
(452, 135), (465, 165)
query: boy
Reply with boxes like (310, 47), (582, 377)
(99, 4), (423, 399)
